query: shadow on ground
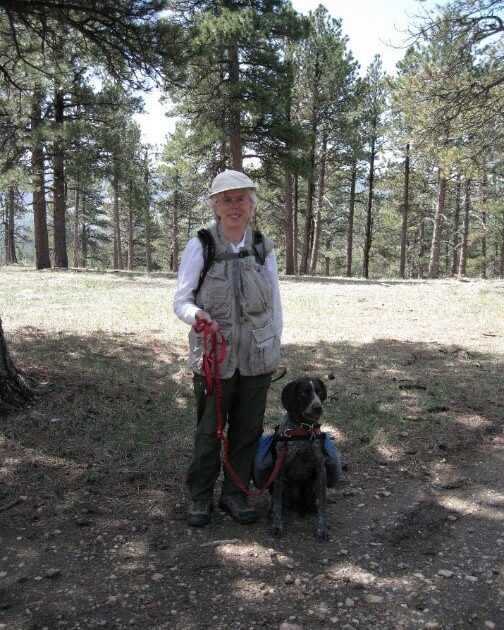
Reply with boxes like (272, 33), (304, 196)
(0, 329), (503, 628)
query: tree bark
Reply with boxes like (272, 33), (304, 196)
(227, 43), (242, 170)
(0, 318), (33, 412)
(418, 220), (426, 279)
(300, 125), (317, 275)
(172, 182), (179, 273)
(53, 89), (68, 268)
(31, 86), (51, 270)
(72, 184), (80, 268)
(309, 132), (327, 275)
(480, 172), (487, 279)
(346, 164), (356, 277)
(144, 159), (152, 272)
(458, 178), (471, 278)
(81, 222), (88, 267)
(127, 205), (134, 270)
(399, 143), (410, 278)
(284, 170), (295, 275)
(300, 54), (321, 275)
(428, 168), (447, 279)
(293, 173), (299, 274)
(451, 174), (461, 276)
(112, 174), (123, 270)
(5, 186), (17, 264)
(363, 133), (376, 279)
(499, 210), (504, 279)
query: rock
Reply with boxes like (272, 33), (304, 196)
(151, 573), (163, 582)
(484, 622), (495, 629)
(284, 574), (295, 585)
(345, 598), (355, 607)
(438, 570), (454, 578)
(44, 569), (61, 579)
(425, 623), (440, 629)
(364, 594), (384, 604)
(279, 624), (302, 630)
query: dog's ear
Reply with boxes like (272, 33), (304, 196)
(281, 380), (299, 413)
(316, 378), (327, 402)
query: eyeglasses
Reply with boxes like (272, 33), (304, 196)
(219, 194), (251, 207)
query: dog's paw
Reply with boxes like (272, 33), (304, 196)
(315, 525), (329, 541)
(271, 524), (284, 538)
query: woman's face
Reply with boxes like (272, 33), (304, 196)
(214, 188), (253, 235)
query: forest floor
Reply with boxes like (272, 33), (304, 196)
(0, 269), (503, 630)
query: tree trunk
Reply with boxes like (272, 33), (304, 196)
(363, 133), (376, 279)
(499, 210), (504, 279)
(72, 184), (80, 268)
(144, 161), (152, 272)
(53, 90), (68, 268)
(418, 219), (426, 279)
(480, 172), (487, 279)
(5, 186), (17, 264)
(81, 222), (88, 267)
(346, 164), (356, 277)
(227, 43), (242, 170)
(451, 174), (461, 276)
(127, 205), (134, 270)
(399, 143), (410, 278)
(309, 132), (327, 275)
(31, 86), (51, 270)
(284, 170), (295, 275)
(112, 175), (123, 270)
(428, 168), (447, 279)
(458, 179), (471, 277)
(0, 318), (33, 411)
(172, 184), (179, 273)
(293, 173), (299, 274)
(300, 55), (321, 276)
(300, 123), (317, 275)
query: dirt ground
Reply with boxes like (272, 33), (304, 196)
(0, 274), (503, 629)
(1, 395), (503, 629)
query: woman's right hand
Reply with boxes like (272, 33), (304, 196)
(195, 310), (219, 332)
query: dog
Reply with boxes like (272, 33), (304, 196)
(270, 377), (330, 540)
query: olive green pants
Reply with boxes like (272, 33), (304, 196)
(186, 371), (272, 501)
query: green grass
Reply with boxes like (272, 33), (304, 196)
(1, 267), (503, 485)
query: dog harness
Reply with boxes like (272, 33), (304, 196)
(274, 424), (325, 442)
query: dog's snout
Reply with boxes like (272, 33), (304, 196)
(311, 401), (322, 415)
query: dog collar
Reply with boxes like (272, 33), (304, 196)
(275, 425), (324, 441)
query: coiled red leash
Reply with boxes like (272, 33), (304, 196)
(193, 319), (286, 497)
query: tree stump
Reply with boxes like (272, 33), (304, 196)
(0, 318), (34, 412)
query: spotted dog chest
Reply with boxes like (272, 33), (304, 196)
(283, 442), (325, 481)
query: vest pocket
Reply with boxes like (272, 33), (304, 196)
(188, 326), (233, 376)
(249, 321), (280, 374)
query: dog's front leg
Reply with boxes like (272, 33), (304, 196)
(270, 473), (285, 538)
(314, 463), (329, 541)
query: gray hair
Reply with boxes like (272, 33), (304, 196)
(210, 188), (258, 219)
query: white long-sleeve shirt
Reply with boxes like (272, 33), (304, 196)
(173, 233), (283, 337)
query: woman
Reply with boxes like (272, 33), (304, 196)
(173, 169), (283, 527)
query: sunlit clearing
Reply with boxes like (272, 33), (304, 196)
(455, 414), (493, 430)
(438, 492), (504, 521)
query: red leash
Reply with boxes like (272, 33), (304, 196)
(193, 319), (286, 497)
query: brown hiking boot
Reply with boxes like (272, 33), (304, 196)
(186, 497), (214, 527)
(219, 493), (257, 525)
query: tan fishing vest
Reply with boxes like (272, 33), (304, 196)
(188, 222), (281, 378)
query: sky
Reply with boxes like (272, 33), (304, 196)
(135, 0), (439, 147)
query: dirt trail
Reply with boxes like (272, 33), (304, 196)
(1, 430), (502, 629)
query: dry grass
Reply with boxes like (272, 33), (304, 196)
(1, 267), (503, 486)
